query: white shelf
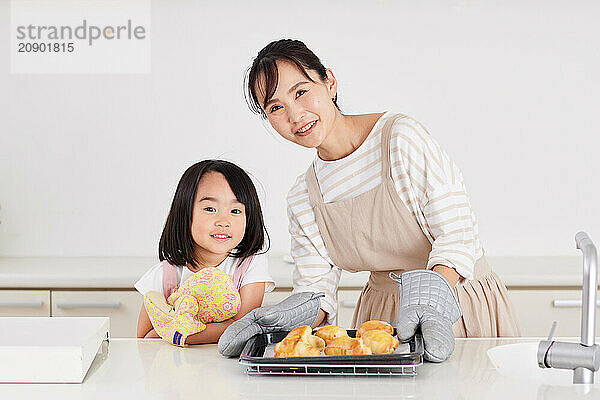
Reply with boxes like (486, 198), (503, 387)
(0, 254), (584, 289)
(0, 317), (109, 383)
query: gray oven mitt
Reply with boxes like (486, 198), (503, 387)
(217, 292), (324, 357)
(390, 269), (462, 363)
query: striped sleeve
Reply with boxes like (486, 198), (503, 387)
(391, 117), (478, 281)
(287, 175), (341, 325)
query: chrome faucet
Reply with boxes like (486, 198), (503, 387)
(538, 232), (600, 384)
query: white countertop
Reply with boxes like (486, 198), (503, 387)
(0, 254), (585, 289)
(0, 337), (598, 399)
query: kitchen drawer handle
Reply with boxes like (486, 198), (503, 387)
(340, 300), (358, 308)
(0, 300), (44, 308)
(553, 299), (600, 308)
(57, 301), (121, 309)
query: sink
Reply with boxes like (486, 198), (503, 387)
(487, 342), (581, 385)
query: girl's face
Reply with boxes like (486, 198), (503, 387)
(259, 60), (338, 150)
(190, 171), (246, 265)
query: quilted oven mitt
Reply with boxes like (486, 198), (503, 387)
(144, 291), (206, 346)
(218, 292), (324, 357)
(144, 267), (241, 346)
(390, 269), (462, 363)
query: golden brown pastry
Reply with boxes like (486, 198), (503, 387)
(356, 320), (394, 338)
(315, 325), (349, 345)
(324, 336), (372, 356)
(360, 329), (400, 354)
(274, 325), (326, 357)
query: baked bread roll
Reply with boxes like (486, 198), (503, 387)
(274, 325), (325, 357)
(356, 320), (394, 338)
(360, 329), (400, 354)
(324, 337), (372, 356)
(315, 326), (349, 345)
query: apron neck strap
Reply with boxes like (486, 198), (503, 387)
(380, 113), (408, 180)
(305, 113), (408, 204)
(305, 161), (324, 205)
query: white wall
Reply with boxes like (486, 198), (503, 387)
(1, 0), (599, 257)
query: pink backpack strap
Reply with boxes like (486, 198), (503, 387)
(162, 261), (179, 301)
(232, 255), (254, 291)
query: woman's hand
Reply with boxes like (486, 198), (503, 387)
(432, 264), (460, 287)
(312, 309), (328, 328)
(394, 269), (462, 362)
(217, 292), (324, 357)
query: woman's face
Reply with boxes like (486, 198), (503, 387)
(190, 171), (246, 265)
(258, 60), (338, 149)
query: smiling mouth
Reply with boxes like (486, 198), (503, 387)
(296, 120), (317, 136)
(211, 234), (231, 241)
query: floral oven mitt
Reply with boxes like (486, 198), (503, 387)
(144, 267), (241, 346)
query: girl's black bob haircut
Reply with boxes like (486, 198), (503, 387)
(159, 159), (269, 268)
(245, 39), (339, 118)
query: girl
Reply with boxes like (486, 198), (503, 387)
(135, 159), (274, 344)
(244, 39), (520, 340)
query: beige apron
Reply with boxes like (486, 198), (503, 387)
(305, 113), (521, 337)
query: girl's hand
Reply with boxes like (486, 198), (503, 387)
(184, 282), (266, 345)
(144, 329), (161, 338)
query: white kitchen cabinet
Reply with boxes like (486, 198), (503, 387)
(0, 290), (50, 317)
(508, 289), (600, 337)
(51, 290), (142, 338)
(337, 289), (361, 328)
(335, 288), (600, 337)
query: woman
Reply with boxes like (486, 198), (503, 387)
(245, 39), (520, 341)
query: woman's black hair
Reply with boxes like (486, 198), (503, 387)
(245, 39), (339, 118)
(159, 159), (269, 268)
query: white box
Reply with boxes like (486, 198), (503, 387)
(0, 316), (109, 383)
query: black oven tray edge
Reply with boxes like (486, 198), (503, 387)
(239, 329), (423, 366)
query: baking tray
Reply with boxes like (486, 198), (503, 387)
(239, 329), (423, 376)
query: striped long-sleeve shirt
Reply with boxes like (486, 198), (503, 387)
(287, 112), (483, 324)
